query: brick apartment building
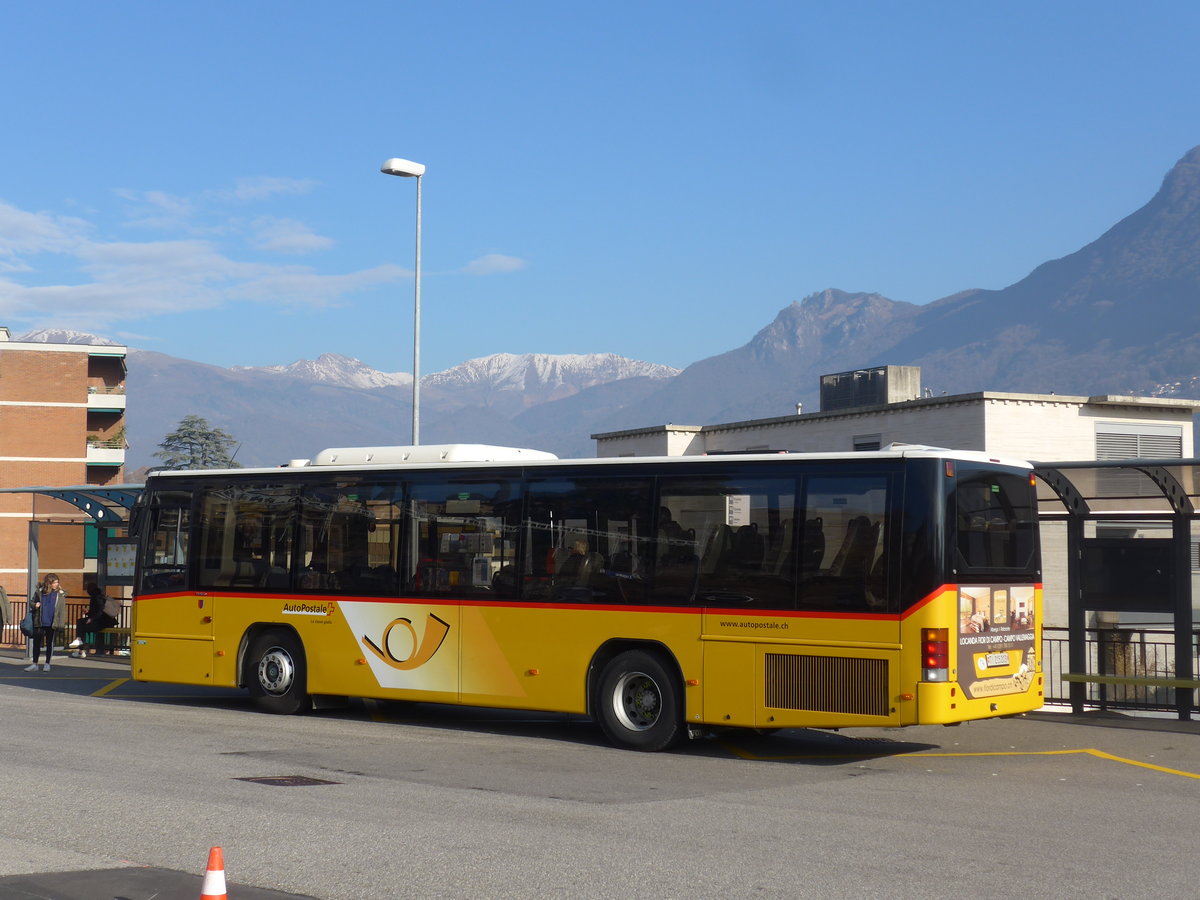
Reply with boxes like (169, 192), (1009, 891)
(0, 329), (127, 600)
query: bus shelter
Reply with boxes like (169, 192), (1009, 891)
(0, 484), (144, 593)
(1032, 459), (1200, 719)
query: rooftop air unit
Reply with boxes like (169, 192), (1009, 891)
(819, 366), (921, 412)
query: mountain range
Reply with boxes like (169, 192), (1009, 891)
(20, 145), (1200, 471)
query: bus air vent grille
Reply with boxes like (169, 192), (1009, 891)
(764, 653), (889, 717)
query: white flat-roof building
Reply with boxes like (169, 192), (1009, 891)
(593, 367), (1200, 627)
(595, 391), (1198, 461)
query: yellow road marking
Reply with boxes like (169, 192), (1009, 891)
(91, 677), (130, 696)
(721, 743), (1200, 780)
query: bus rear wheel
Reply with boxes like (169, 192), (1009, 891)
(595, 649), (683, 751)
(247, 629), (310, 715)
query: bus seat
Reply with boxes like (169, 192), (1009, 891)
(771, 518), (794, 575)
(732, 523), (765, 572)
(229, 558), (266, 588)
(557, 551), (602, 585)
(372, 565), (399, 593)
(701, 524), (733, 574)
(830, 516), (875, 577)
(609, 549), (636, 576)
(800, 517), (825, 573)
(865, 551), (887, 609)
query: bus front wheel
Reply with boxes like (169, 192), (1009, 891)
(595, 649), (683, 752)
(247, 629), (310, 715)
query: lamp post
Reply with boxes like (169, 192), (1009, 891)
(380, 157), (426, 445)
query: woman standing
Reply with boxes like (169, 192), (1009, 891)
(24, 574), (66, 672)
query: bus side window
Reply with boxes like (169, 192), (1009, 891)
(300, 480), (402, 595)
(525, 477), (654, 605)
(799, 474), (891, 612)
(657, 473), (797, 609)
(139, 492), (192, 593)
(403, 476), (521, 599)
(196, 483), (298, 591)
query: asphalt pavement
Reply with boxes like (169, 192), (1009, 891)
(0, 865), (317, 900)
(2, 646), (1199, 899)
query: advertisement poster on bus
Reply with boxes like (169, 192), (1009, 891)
(957, 585), (1036, 700)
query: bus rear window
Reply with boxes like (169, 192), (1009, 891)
(954, 467), (1036, 572)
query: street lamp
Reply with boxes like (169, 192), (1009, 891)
(381, 157), (426, 445)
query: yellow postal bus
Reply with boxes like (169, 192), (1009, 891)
(131, 444), (1043, 750)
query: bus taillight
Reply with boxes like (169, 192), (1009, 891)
(922, 628), (950, 682)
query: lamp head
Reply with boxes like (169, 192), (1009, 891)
(381, 158), (426, 177)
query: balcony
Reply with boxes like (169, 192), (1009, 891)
(87, 385), (127, 411)
(86, 436), (126, 466)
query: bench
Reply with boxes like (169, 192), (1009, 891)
(81, 626), (131, 656)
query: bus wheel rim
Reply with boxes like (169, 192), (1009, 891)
(258, 647), (295, 695)
(613, 671), (660, 731)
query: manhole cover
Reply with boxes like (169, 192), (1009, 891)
(234, 775), (341, 787)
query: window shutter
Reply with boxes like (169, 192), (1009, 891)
(1095, 423), (1182, 460)
(1095, 432), (1138, 459)
(1137, 433), (1182, 457)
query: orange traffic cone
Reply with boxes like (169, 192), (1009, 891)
(200, 846), (228, 900)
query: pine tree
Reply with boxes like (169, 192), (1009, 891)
(152, 415), (241, 470)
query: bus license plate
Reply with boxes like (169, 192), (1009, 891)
(985, 652), (1010, 668)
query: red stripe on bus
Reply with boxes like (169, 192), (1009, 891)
(134, 583), (1041, 621)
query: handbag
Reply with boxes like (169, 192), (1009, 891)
(19, 607), (35, 638)
(102, 595), (121, 619)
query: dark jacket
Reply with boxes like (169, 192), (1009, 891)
(31, 588), (68, 631)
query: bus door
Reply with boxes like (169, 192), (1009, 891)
(290, 476), (460, 703)
(672, 469), (900, 728)
(656, 472), (801, 728)
(132, 485), (216, 685)
(768, 470), (901, 727)
(405, 475), (521, 706)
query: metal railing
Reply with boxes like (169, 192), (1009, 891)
(5, 607), (1194, 714)
(1, 597), (131, 652)
(1042, 625), (1200, 714)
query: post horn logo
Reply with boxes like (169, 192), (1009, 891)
(362, 614), (450, 671)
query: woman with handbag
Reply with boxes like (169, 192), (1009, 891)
(24, 574), (67, 672)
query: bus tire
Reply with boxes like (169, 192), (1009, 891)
(595, 649), (683, 752)
(247, 629), (310, 715)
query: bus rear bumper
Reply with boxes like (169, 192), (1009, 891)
(915, 677), (1043, 724)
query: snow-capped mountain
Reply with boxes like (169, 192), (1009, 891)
(428, 352), (678, 392)
(424, 352), (679, 411)
(14, 329), (121, 345)
(233, 353), (412, 389)
(231, 350), (678, 398)
(226, 350), (680, 416)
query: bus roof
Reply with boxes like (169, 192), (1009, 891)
(311, 444), (559, 466)
(143, 443), (1034, 480)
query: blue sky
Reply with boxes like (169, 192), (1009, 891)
(1, 1), (1197, 375)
